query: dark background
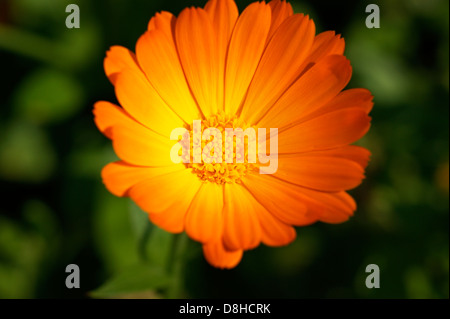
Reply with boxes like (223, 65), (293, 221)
(0, 0), (448, 298)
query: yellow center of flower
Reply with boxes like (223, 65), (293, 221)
(183, 113), (256, 184)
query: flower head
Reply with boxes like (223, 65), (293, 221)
(94, 0), (373, 269)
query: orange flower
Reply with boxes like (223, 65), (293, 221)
(93, 0), (372, 269)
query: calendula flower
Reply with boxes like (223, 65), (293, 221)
(93, 0), (372, 269)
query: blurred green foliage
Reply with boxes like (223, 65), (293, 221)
(0, 0), (448, 298)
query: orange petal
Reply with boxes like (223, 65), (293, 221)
(115, 68), (184, 136)
(277, 88), (374, 131)
(148, 11), (174, 36)
(258, 54), (352, 129)
(307, 88), (374, 120)
(224, 2), (271, 115)
(222, 183), (262, 251)
(310, 145), (371, 169)
(268, 0), (294, 40)
(255, 200), (297, 247)
(112, 122), (174, 167)
(136, 24), (201, 123)
(243, 174), (318, 226)
(245, 174), (356, 225)
(310, 31), (345, 59)
(205, 0), (238, 31)
(139, 172), (201, 232)
(148, 209), (185, 234)
(203, 240), (243, 269)
(278, 107), (371, 154)
(298, 31), (345, 74)
(297, 188), (357, 224)
(104, 46), (140, 85)
(128, 169), (202, 216)
(93, 101), (135, 139)
(275, 153), (366, 192)
(185, 183), (224, 244)
(205, 0), (239, 112)
(101, 161), (184, 197)
(241, 14), (315, 125)
(175, 7), (220, 117)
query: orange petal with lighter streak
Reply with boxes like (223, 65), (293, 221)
(278, 107), (371, 154)
(102, 161), (185, 197)
(185, 183), (224, 244)
(112, 122), (174, 167)
(241, 13), (315, 125)
(258, 54), (352, 129)
(275, 153), (366, 192)
(223, 2), (271, 115)
(205, 0), (239, 112)
(136, 24), (201, 123)
(222, 183), (262, 251)
(114, 68), (184, 136)
(243, 174), (318, 226)
(176, 7), (220, 117)
(129, 169), (202, 215)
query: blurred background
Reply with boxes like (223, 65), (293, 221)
(0, 0), (448, 299)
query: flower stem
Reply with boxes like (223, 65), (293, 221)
(167, 233), (188, 299)
(138, 221), (152, 262)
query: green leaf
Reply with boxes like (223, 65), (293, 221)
(89, 264), (170, 299)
